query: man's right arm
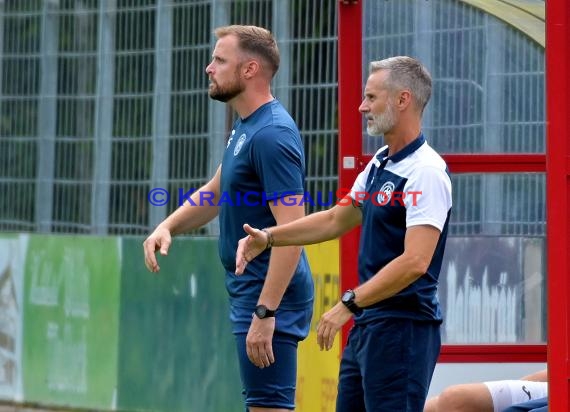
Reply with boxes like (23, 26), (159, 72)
(235, 197), (362, 274)
(143, 165), (222, 272)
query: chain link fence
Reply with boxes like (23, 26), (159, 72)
(1, 0), (544, 238)
(0, 0), (338, 235)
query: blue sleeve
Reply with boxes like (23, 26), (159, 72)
(250, 125), (305, 200)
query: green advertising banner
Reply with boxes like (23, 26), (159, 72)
(22, 235), (121, 409)
(117, 237), (242, 412)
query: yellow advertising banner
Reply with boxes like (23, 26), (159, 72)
(297, 240), (340, 412)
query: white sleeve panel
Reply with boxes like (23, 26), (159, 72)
(404, 166), (452, 231)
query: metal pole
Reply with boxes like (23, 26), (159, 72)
(91, 0), (116, 234)
(546, 0), (570, 408)
(36, 0), (59, 232)
(206, 0), (230, 236)
(149, 0), (173, 228)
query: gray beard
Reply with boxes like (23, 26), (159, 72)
(367, 105), (396, 136)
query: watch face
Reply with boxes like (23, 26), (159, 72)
(254, 304), (275, 319)
(342, 290), (354, 303)
(255, 306), (267, 318)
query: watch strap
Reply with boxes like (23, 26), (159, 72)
(254, 304), (276, 319)
(342, 289), (363, 315)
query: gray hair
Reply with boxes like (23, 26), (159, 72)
(369, 56), (432, 113)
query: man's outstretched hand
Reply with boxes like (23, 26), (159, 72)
(143, 226), (172, 273)
(235, 223), (269, 275)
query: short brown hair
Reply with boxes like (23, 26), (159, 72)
(214, 25), (280, 77)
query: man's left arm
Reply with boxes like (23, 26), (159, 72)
(316, 225), (441, 350)
(245, 195), (305, 368)
(351, 224), (441, 306)
(354, 163), (451, 305)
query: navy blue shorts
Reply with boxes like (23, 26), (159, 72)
(231, 304), (312, 410)
(336, 318), (441, 412)
(235, 332), (299, 410)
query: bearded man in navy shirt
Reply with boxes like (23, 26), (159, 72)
(144, 25), (313, 412)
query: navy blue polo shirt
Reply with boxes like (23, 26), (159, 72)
(349, 134), (452, 323)
(219, 99), (313, 311)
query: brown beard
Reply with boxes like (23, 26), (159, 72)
(209, 67), (245, 102)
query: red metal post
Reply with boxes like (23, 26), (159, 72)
(546, 0), (570, 409)
(338, 0), (363, 348)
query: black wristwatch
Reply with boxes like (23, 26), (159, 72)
(341, 289), (363, 315)
(254, 304), (276, 319)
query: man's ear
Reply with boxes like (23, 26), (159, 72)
(242, 60), (260, 79)
(396, 89), (412, 110)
